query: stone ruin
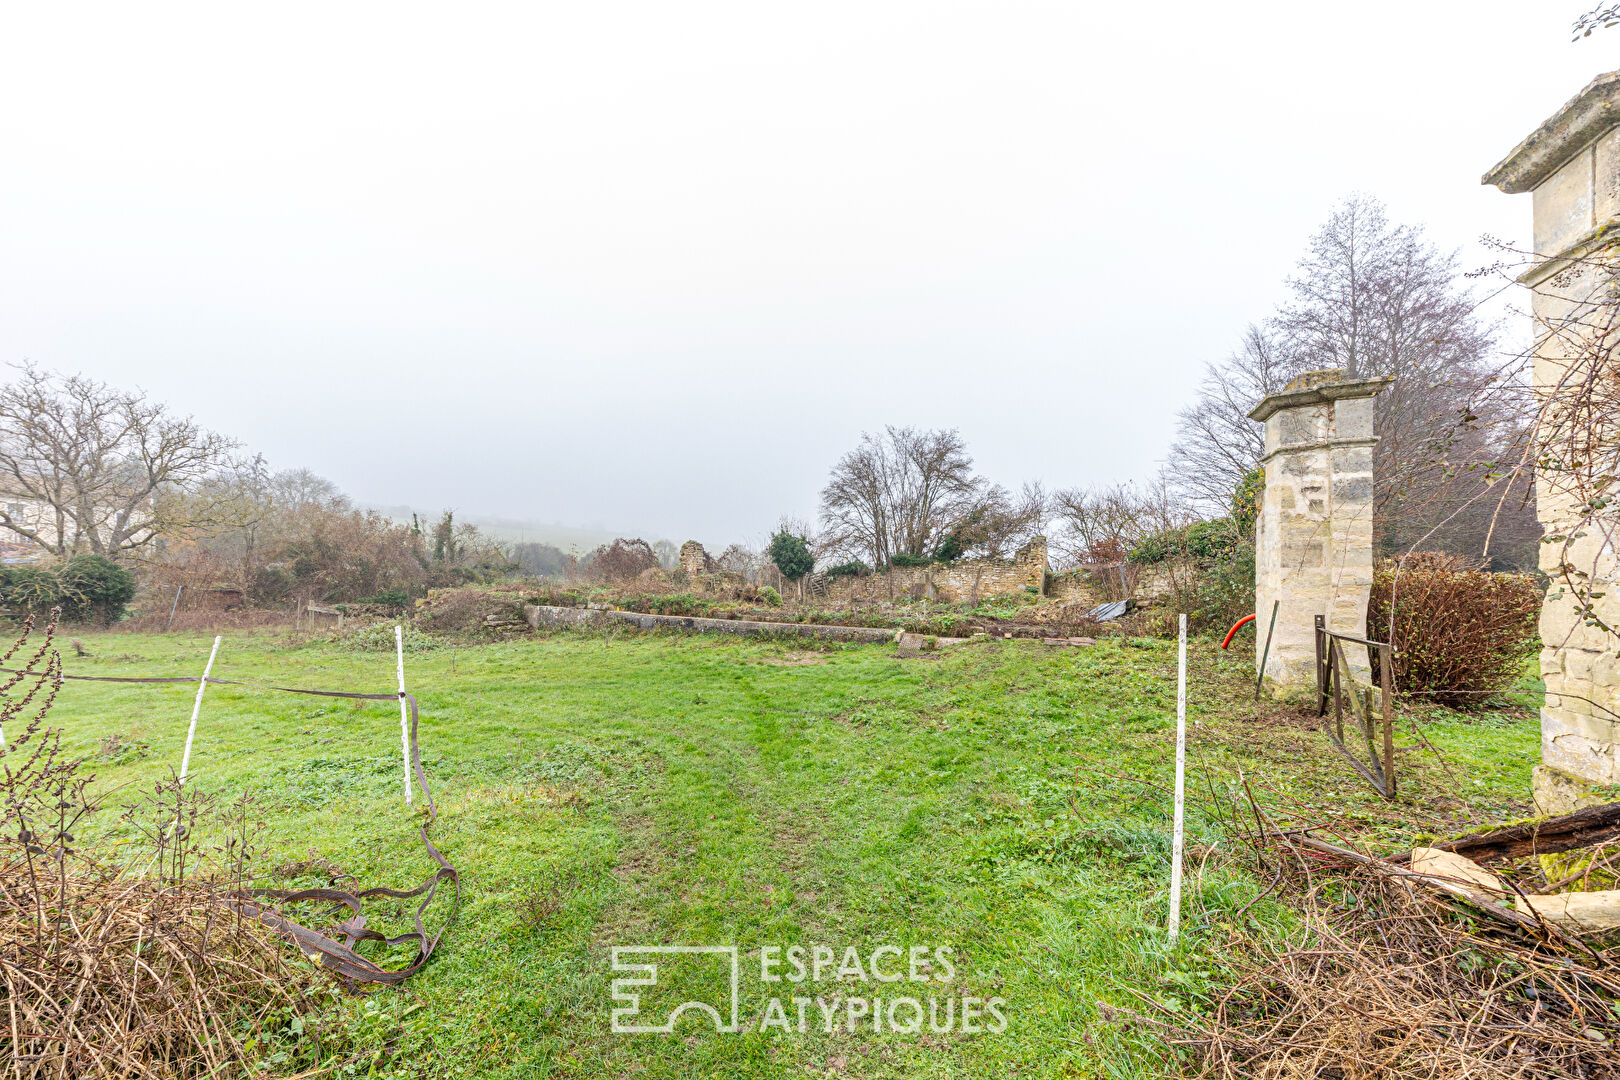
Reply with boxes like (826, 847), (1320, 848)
(664, 537), (1054, 605)
(1486, 71), (1620, 811)
(1250, 369), (1389, 699)
(677, 540), (710, 579)
(821, 536), (1050, 604)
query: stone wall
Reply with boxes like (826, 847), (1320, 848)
(1486, 71), (1620, 807)
(1046, 571), (1102, 606)
(1133, 560), (1201, 602)
(665, 535), (1050, 605)
(524, 603), (901, 643)
(823, 536), (1049, 604)
(1043, 560), (1186, 608)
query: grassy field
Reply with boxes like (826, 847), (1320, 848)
(38, 625), (1541, 1079)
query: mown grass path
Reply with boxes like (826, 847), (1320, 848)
(46, 629), (1537, 1078)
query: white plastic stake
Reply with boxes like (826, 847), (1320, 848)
(1168, 613), (1188, 942)
(179, 636), (222, 783)
(395, 625), (413, 805)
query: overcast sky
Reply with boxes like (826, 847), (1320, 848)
(0, 3), (1613, 546)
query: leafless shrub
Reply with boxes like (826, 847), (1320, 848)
(0, 613), (318, 1078)
(1131, 869), (1620, 1078)
(1496, 236), (1620, 650)
(713, 543), (762, 579)
(585, 538), (660, 583)
(1575, 3), (1620, 38)
(1369, 554), (1541, 708)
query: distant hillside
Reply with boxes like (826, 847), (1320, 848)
(362, 505), (665, 555)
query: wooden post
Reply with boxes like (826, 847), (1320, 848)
(1380, 644), (1396, 798)
(165, 584), (184, 632)
(1314, 614), (1326, 715)
(1254, 600), (1279, 702)
(1332, 640), (1343, 744)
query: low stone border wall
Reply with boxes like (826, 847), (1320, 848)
(523, 604), (903, 644)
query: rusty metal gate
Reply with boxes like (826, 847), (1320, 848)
(1315, 614), (1399, 800)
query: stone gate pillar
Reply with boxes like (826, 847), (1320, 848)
(1249, 370), (1390, 699)
(1485, 71), (1620, 812)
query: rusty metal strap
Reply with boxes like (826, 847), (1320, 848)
(222, 825), (459, 984)
(0, 663), (458, 985)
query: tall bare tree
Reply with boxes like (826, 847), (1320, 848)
(1051, 477), (1197, 569)
(0, 365), (240, 559)
(1167, 325), (1292, 511)
(1167, 196), (1532, 563)
(819, 427), (1044, 567)
(819, 427), (972, 566)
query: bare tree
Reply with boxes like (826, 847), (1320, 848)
(713, 543), (760, 578)
(941, 481), (1049, 559)
(1167, 196), (1527, 562)
(1051, 478), (1195, 568)
(0, 365), (241, 560)
(268, 468), (343, 509)
(1167, 325), (1292, 511)
(819, 426), (995, 566)
(819, 436), (892, 568)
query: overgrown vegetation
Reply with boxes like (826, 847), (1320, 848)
(1131, 784), (1619, 1077)
(585, 537), (660, 583)
(0, 616), (323, 1077)
(1, 554), (137, 625)
(1368, 553), (1542, 708)
(766, 529), (814, 584)
(1130, 518), (1245, 565)
(415, 584), (531, 635)
(47, 625), (1542, 1077)
(340, 620), (448, 653)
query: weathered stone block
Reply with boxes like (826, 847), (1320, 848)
(1533, 149), (1595, 255)
(1534, 763), (1619, 815)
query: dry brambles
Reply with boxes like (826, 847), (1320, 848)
(1111, 780), (1620, 1079)
(0, 613), (317, 1079)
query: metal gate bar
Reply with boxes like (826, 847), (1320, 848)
(1314, 614), (1398, 799)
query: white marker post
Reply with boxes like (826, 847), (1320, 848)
(179, 636), (222, 784)
(1167, 613), (1188, 942)
(395, 625), (413, 805)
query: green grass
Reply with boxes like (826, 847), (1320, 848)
(36, 627), (1541, 1078)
